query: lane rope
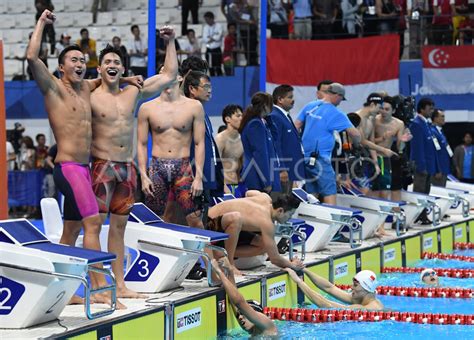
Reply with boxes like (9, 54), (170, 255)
(335, 284), (473, 299)
(382, 267), (474, 278)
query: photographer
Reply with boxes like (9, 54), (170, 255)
(295, 83), (361, 205)
(409, 97), (437, 225)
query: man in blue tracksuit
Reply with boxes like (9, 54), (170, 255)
(269, 85), (305, 195)
(409, 97), (437, 224)
(430, 108), (452, 187)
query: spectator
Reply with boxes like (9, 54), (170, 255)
(112, 36), (130, 76)
(182, 29), (202, 58)
(223, 23), (243, 75)
(43, 144), (57, 199)
(393, 0), (407, 57)
(203, 12), (224, 76)
(77, 28), (98, 79)
(432, 0), (454, 45)
(458, 10), (474, 44)
(430, 109), (452, 187)
(19, 136), (36, 171)
(407, 0), (432, 58)
(35, 133), (49, 169)
(453, 132), (474, 183)
(181, 0), (201, 36)
(55, 32), (71, 56)
(295, 83), (361, 205)
(409, 97), (436, 224)
(376, 0), (399, 34)
(11, 122), (25, 153)
(341, 0), (363, 36)
(35, 0), (55, 54)
(239, 92), (281, 193)
(268, 0), (290, 39)
(292, 0), (313, 40)
(361, 0), (379, 36)
(228, 0), (258, 65)
(313, 0), (339, 39)
(92, 0), (109, 24)
(129, 25), (148, 78)
(453, 0), (469, 43)
(6, 139), (16, 171)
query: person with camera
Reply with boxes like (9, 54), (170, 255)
(409, 97), (437, 225)
(295, 83), (361, 205)
(430, 109), (452, 187)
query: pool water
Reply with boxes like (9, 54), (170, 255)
(416, 258), (474, 269)
(453, 249), (474, 257)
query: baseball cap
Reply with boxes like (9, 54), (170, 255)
(365, 93), (384, 105)
(353, 270), (377, 293)
(326, 83), (346, 100)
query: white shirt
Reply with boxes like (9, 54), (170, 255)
(6, 141), (15, 171)
(128, 37), (147, 67)
(202, 23), (223, 50)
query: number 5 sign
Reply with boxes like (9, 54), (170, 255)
(0, 276), (25, 315)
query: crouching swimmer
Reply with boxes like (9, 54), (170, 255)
(285, 268), (384, 310)
(211, 258), (278, 337)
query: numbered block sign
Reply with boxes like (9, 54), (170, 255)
(0, 276), (25, 315)
(125, 250), (160, 282)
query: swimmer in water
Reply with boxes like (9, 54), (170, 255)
(420, 268), (439, 286)
(285, 268), (384, 310)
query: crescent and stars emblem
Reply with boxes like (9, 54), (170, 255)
(428, 48), (450, 67)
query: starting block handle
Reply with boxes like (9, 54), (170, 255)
(349, 218), (362, 249)
(461, 198), (470, 218)
(204, 244), (230, 287)
(84, 266), (116, 320)
(431, 203), (441, 226)
(394, 210), (407, 237)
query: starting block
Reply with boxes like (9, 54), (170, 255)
(401, 191), (442, 226)
(292, 189), (363, 250)
(338, 186), (407, 237)
(121, 203), (229, 292)
(446, 176), (474, 212)
(0, 219), (117, 328)
(429, 185), (471, 218)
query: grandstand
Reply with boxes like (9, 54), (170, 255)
(0, 0), (227, 80)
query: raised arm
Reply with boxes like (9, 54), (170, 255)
(140, 26), (178, 100)
(26, 10), (58, 95)
(211, 259), (276, 334)
(303, 268), (352, 303)
(137, 107), (153, 197)
(191, 103), (205, 197)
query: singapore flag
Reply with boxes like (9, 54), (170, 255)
(421, 45), (474, 95)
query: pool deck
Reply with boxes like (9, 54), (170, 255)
(1, 214), (473, 339)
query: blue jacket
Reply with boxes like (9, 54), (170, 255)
(269, 106), (305, 181)
(190, 114), (224, 196)
(430, 125), (451, 175)
(409, 115), (438, 175)
(241, 117), (281, 191)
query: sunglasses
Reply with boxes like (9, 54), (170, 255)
(422, 271), (436, 278)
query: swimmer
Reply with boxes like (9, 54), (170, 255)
(209, 191), (305, 272)
(27, 9), (142, 308)
(285, 268), (384, 310)
(420, 268), (439, 286)
(211, 258), (278, 337)
(90, 26), (178, 300)
(215, 104), (244, 196)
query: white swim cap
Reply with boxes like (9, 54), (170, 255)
(420, 268), (435, 281)
(354, 270), (377, 293)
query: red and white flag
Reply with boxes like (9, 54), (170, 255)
(421, 45), (474, 95)
(266, 35), (400, 114)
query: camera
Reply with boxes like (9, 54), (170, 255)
(392, 95), (416, 126)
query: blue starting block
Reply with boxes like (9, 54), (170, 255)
(0, 219), (117, 329)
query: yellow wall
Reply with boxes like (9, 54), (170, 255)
(333, 255), (356, 285)
(114, 312), (164, 340)
(440, 226), (454, 253)
(405, 236), (421, 266)
(382, 242), (402, 268)
(266, 273), (298, 308)
(174, 296), (216, 339)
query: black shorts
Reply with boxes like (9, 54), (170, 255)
(391, 156), (402, 191)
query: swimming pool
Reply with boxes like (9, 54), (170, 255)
(223, 256), (474, 339)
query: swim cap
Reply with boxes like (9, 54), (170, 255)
(354, 270), (377, 293)
(246, 300), (263, 313)
(420, 268), (435, 281)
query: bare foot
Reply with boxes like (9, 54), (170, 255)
(68, 295), (84, 305)
(92, 292), (127, 310)
(231, 265), (243, 277)
(117, 286), (148, 299)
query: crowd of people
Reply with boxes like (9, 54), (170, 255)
(268, 0), (474, 58)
